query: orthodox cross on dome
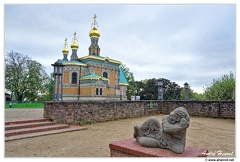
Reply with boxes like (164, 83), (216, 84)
(62, 37), (69, 60)
(73, 31), (78, 43)
(64, 38), (68, 47)
(70, 31), (79, 60)
(91, 14), (98, 28)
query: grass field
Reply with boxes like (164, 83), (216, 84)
(5, 102), (44, 108)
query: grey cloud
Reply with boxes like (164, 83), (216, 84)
(4, 5), (235, 93)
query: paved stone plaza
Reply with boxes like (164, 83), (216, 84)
(5, 108), (235, 157)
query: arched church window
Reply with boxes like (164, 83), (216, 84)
(100, 88), (103, 95)
(72, 72), (77, 84)
(103, 72), (108, 78)
(96, 88), (99, 95)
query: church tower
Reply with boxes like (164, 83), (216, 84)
(88, 14), (101, 56)
(70, 31), (79, 60)
(62, 38), (69, 61)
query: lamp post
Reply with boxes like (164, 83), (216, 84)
(184, 82), (189, 100)
(52, 60), (64, 101)
(157, 78), (164, 100)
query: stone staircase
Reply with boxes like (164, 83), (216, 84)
(5, 118), (87, 142)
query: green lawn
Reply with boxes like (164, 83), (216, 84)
(5, 102), (44, 108)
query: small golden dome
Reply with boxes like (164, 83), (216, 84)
(89, 27), (101, 38)
(62, 38), (69, 54)
(89, 14), (100, 38)
(71, 42), (79, 50)
(71, 31), (79, 50)
(62, 47), (69, 54)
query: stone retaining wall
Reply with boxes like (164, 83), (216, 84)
(44, 100), (235, 125)
(161, 101), (235, 118)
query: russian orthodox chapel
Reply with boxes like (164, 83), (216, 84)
(52, 15), (128, 101)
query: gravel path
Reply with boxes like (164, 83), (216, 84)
(5, 108), (44, 122)
(5, 108), (235, 157)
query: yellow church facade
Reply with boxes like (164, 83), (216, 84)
(52, 15), (128, 101)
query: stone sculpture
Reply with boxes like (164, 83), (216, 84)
(133, 107), (190, 154)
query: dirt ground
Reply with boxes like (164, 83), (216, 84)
(5, 108), (235, 157)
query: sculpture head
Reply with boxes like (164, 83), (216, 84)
(167, 107), (190, 125)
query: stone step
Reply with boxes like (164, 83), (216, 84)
(5, 124), (69, 137)
(5, 118), (49, 125)
(5, 126), (87, 142)
(5, 118), (88, 142)
(5, 121), (55, 131)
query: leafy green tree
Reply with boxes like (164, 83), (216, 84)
(162, 79), (182, 100)
(5, 51), (49, 101)
(140, 79), (148, 84)
(41, 73), (54, 101)
(191, 92), (204, 100)
(142, 78), (158, 100)
(141, 78), (182, 100)
(180, 86), (204, 100)
(203, 72), (235, 101)
(135, 81), (145, 96)
(121, 64), (137, 100)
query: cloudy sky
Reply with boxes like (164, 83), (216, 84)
(4, 4), (236, 93)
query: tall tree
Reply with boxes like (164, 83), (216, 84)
(41, 73), (54, 101)
(142, 78), (158, 100)
(5, 51), (49, 101)
(162, 79), (182, 100)
(135, 81), (145, 96)
(121, 64), (137, 100)
(141, 78), (182, 100)
(179, 85), (204, 100)
(203, 72), (235, 101)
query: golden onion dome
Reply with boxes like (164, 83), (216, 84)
(62, 38), (69, 54)
(89, 14), (100, 38)
(89, 27), (101, 38)
(71, 41), (79, 50)
(62, 47), (69, 54)
(71, 31), (79, 50)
